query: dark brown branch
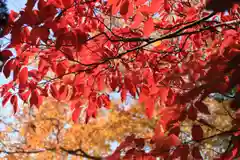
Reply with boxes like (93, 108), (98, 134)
(0, 146), (102, 160)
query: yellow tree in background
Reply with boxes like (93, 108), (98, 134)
(0, 98), (157, 160)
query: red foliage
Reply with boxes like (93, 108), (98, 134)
(1, 0), (240, 159)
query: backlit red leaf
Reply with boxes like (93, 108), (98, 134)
(10, 95), (18, 113)
(158, 87), (169, 103)
(56, 62), (66, 76)
(59, 85), (69, 100)
(164, 0), (170, 12)
(72, 106), (82, 123)
(2, 92), (11, 107)
(19, 90), (31, 102)
(150, 0), (162, 12)
(125, 76), (136, 97)
(101, 94), (110, 109)
(19, 67), (28, 85)
(30, 89), (42, 108)
(143, 18), (154, 37)
(3, 60), (13, 78)
(62, 0), (73, 8)
(50, 83), (59, 99)
(121, 87), (127, 102)
(120, 0), (129, 15)
(131, 12), (143, 28)
(145, 98), (154, 118)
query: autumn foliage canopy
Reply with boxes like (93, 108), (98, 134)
(1, 0), (240, 159)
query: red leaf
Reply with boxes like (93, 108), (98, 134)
(150, 0), (162, 12)
(143, 18), (154, 37)
(19, 67), (28, 85)
(38, 58), (48, 71)
(221, 146), (238, 159)
(121, 87), (127, 102)
(134, 138), (145, 149)
(62, 0), (73, 8)
(124, 76), (136, 97)
(62, 47), (75, 61)
(131, 12), (143, 28)
(172, 145), (189, 159)
(30, 90), (40, 107)
(0, 50), (13, 61)
(2, 92), (12, 107)
(101, 94), (110, 109)
(26, 0), (37, 10)
(192, 146), (202, 159)
(72, 106), (82, 123)
(75, 30), (87, 51)
(30, 27), (49, 44)
(120, 0), (129, 15)
(169, 125), (180, 136)
(38, 0), (47, 10)
(87, 99), (97, 120)
(164, 0), (170, 12)
(195, 101), (210, 115)
(59, 85), (69, 100)
(188, 106), (197, 121)
(13, 67), (20, 81)
(11, 24), (22, 46)
(50, 83), (59, 99)
(165, 134), (181, 147)
(56, 62), (66, 76)
(192, 124), (203, 141)
(158, 87), (169, 103)
(56, 35), (64, 50)
(97, 75), (105, 91)
(19, 90), (31, 102)
(8, 10), (19, 23)
(110, 74), (119, 91)
(3, 60), (14, 78)
(145, 98), (155, 119)
(10, 95), (18, 113)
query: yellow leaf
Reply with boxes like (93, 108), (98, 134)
(6, 155), (17, 160)
(19, 127), (25, 136)
(152, 41), (161, 47)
